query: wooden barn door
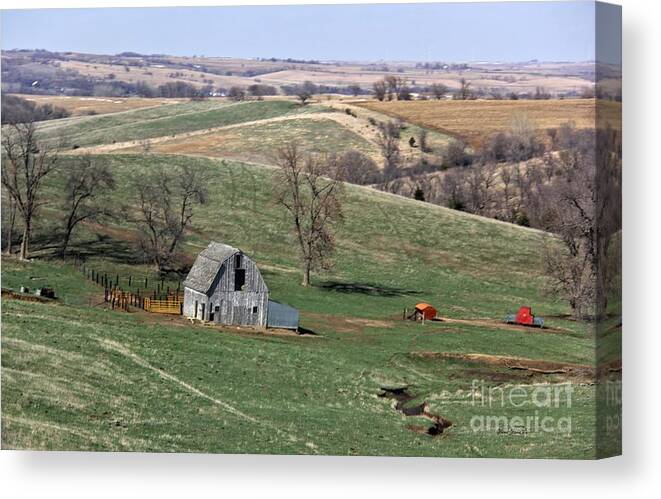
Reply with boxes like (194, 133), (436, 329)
(217, 300), (223, 323)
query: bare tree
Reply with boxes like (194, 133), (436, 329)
(541, 125), (620, 319)
(2, 190), (17, 255)
(507, 114), (545, 162)
(454, 78), (473, 100)
(376, 121), (401, 178)
(373, 80), (387, 101)
(348, 84), (362, 97)
(499, 164), (514, 221)
(542, 238), (595, 320)
(384, 75), (406, 100)
(439, 168), (466, 211)
(274, 144), (344, 287)
(443, 139), (472, 168)
(60, 155), (115, 258)
(1, 122), (59, 259)
(336, 150), (379, 185)
(430, 83), (448, 100)
(397, 85), (413, 101)
(133, 164), (208, 272)
(464, 162), (498, 216)
(228, 86), (246, 101)
(295, 81), (316, 105)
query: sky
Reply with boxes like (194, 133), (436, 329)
(1, 2), (607, 63)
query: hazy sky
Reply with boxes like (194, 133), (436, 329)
(1, 2), (603, 62)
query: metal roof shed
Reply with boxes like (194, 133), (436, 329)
(267, 300), (299, 330)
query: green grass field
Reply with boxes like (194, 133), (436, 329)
(35, 100), (327, 149)
(1, 99), (617, 458)
(146, 117), (380, 164)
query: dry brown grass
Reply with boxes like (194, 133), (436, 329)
(58, 60), (257, 89)
(12, 94), (184, 116)
(355, 98), (621, 147)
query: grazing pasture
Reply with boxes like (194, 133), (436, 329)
(1, 77), (620, 457)
(1, 151), (612, 457)
(35, 100), (324, 150)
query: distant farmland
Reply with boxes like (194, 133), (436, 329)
(355, 98), (622, 147)
(11, 94), (186, 116)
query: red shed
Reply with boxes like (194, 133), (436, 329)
(415, 303), (437, 321)
(515, 306), (534, 325)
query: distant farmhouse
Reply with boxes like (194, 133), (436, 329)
(183, 242), (299, 330)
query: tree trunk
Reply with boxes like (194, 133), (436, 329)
(19, 220), (30, 260)
(60, 226), (74, 259)
(301, 260), (311, 287)
(4, 201), (16, 255)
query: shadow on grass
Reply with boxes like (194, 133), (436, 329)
(69, 235), (143, 265)
(319, 280), (422, 298)
(31, 231), (139, 264)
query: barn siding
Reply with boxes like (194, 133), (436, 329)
(183, 288), (208, 319)
(183, 249), (269, 327)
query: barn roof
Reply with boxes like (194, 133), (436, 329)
(183, 242), (240, 294)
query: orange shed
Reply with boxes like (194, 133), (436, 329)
(415, 303), (437, 320)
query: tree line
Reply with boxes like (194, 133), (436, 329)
(1, 94), (70, 125)
(385, 120), (620, 319)
(1, 119), (209, 272)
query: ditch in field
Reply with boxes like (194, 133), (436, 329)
(379, 386), (452, 437)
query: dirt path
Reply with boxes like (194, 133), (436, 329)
(97, 337), (260, 423)
(435, 316), (571, 334)
(96, 337), (318, 451)
(417, 352), (592, 372)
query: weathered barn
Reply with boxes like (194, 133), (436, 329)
(182, 242), (298, 330)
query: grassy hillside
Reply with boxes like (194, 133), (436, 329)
(2, 152), (608, 457)
(35, 100), (326, 149)
(145, 117), (381, 163)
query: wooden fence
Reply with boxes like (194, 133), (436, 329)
(144, 297), (183, 315)
(75, 259), (184, 315)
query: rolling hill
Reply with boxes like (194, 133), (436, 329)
(1, 97), (616, 458)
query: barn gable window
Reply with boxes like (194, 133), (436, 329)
(234, 254), (242, 268)
(234, 269), (246, 291)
